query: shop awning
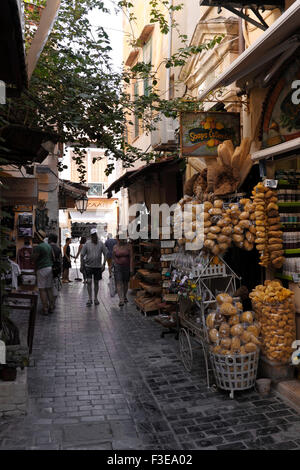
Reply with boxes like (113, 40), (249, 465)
(0, 124), (60, 165)
(59, 179), (89, 197)
(105, 170), (136, 198)
(105, 158), (181, 198)
(127, 157), (180, 184)
(59, 179), (89, 209)
(26, 0), (61, 81)
(198, 1), (300, 100)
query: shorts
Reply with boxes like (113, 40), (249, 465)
(85, 267), (103, 281)
(36, 267), (53, 289)
(114, 264), (130, 283)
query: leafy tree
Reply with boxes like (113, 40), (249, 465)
(0, 0), (224, 182)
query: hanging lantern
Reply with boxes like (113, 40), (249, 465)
(75, 194), (88, 214)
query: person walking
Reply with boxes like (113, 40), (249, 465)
(32, 230), (55, 315)
(105, 233), (117, 278)
(80, 228), (107, 306)
(75, 237), (87, 283)
(112, 235), (133, 307)
(48, 233), (62, 308)
(62, 237), (73, 283)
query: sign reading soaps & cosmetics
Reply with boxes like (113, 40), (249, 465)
(180, 112), (240, 157)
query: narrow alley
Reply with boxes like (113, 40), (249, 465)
(1, 271), (300, 451)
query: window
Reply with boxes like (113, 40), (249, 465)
(143, 39), (152, 97)
(88, 183), (105, 197)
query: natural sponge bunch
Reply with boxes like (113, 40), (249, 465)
(250, 280), (296, 364)
(252, 182), (284, 268)
(206, 292), (261, 356)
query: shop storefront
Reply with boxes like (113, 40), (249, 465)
(106, 157), (184, 312)
(155, 2), (300, 400)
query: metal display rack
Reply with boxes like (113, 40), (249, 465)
(177, 254), (243, 395)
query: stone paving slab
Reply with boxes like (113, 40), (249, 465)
(0, 269), (300, 450)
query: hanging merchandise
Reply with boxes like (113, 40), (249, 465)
(17, 212), (33, 238)
(250, 280), (296, 364)
(207, 292), (261, 356)
(252, 182), (284, 269)
(177, 195), (256, 257)
(183, 138), (253, 200)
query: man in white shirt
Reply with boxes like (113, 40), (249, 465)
(80, 228), (107, 307)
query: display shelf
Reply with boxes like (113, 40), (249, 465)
(275, 273), (293, 281)
(139, 281), (162, 295)
(140, 242), (160, 248)
(284, 248), (300, 255)
(137, 269), (161, 280)
(135, 296), (161, 315)
(282, 225), (300, 231)
(278, 202), (300, 207)
(275, 272), (300, 282)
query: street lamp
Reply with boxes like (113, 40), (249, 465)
(75, 194), (88, 214)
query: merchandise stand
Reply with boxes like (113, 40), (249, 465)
(177, 253), (244, 396)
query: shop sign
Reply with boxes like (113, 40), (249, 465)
(261, 62), (300, 149)
(180, 111), (240, 157)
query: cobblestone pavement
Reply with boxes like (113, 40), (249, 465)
(1, 270), (300, 450)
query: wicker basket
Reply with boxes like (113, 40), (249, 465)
(210, 350), (259, 395)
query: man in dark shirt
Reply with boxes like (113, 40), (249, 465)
(105, 233), (117, 278)
(81, 228), (107, 306)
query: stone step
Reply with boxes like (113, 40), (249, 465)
(275, 380), (300, 413)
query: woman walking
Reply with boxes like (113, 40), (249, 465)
(112, 235), (133, 307)
(62, 237), (73, 283)
(75, 236), (87, 283)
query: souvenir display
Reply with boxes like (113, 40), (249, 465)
(206, 293), (261, 356)
(252, 182), (284, 268)
(250, 281), (296, 364)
